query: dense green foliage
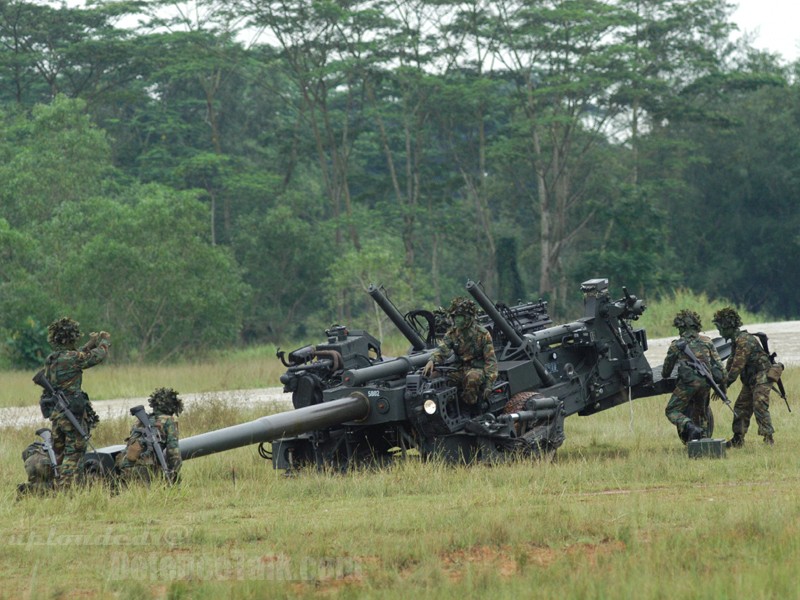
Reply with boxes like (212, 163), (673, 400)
(1, 0), (798, 364)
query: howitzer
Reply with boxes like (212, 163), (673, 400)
(36, 427), (59, 478)
(33, 370), (97, 452)
(129, 405), (173, 481)
(755, 332), (791, 412)
(675, 340), (734, 414)
(259, 277), (678, 468)
(82, 277), (730, 475)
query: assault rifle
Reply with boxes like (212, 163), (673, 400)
(129, 405), (174, 481)
(36, 427), (59, 478)
(33, 370), (98, 451)
(676, 340), (734, 414)
(755, 332), (791, 412)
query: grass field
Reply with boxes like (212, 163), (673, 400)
(1, 369), (797, 599)
(0, 337), (419, 409)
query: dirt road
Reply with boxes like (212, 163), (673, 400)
(3, 321), (797, 430)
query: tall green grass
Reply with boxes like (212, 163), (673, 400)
(637, 288), (761, 338)
(0, 334), (421, 408)
(1, 370), (797, 599)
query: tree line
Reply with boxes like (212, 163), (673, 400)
(1, 0), (798, 366)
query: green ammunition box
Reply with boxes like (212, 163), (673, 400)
(687, 438), (726, 459)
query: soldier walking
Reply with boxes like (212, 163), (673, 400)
(662, 310), (725, 442)
(713, 307), (775, 447)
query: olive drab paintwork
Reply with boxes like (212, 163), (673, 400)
(78, 278), (731, 476)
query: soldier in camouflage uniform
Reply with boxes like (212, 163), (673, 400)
(713, 307), (775, 447)
(117, 387), (183, 484)
(422, 297), (498, 405)
(662, 310), (725, 442)
(42, 318), (110, 488)
(16, 432), (58, 497)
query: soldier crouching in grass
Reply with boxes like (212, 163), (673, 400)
(117, 387), (183, 485)
(662, 309), (725, 443)
(17, 429), (59, 497)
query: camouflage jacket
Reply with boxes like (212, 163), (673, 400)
(662, 331), (724, 384)
(120, 412), (182, 474)
(44, 339), (110, 395)
(431, 321), (498, 382)
(725, 330), (771, 386)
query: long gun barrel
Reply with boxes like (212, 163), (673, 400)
(180, 395), (370, 459)
(466, 280), (524, 347)
(368, 284), (427, 351)
(341, 352), (433, 387)
(466, 280), (556, 388)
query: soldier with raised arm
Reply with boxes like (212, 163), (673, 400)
(41, 317), (110, 488)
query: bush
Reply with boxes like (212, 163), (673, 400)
(4, 316), (48, 369)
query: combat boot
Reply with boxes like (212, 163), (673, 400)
(726, 433), (745, 448)
(684, 422), (705, 441)
(764, 434), (774, 446)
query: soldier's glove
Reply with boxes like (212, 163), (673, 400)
(85, 332), (100, 350)
(422, 361), (435, 378)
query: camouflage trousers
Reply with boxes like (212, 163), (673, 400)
(732, 381), (774, 437)
(446, 368), (492, 405)
(665, 380), (709, 435)
(50, 411), (87, 487)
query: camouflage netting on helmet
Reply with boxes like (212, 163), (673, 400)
(148, 387), (184, 415)
(447, 297), (478, 318)
(47, 317), (81, 349)
(673, 309), (702, 331)
(713, 307), (742, 330)
(23, 444), (53, 485)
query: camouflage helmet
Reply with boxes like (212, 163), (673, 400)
(713, 307), (742, 331)
(148, 387), (184, 415)
(447, 297), (478, 319)
(673, 309), (702, 332)
(47, 317), (81, 349)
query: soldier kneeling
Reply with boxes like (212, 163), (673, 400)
(17, 428), (59, 497)
(117, 388), (183, 485)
